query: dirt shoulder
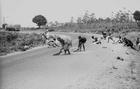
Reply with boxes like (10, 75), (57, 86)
(63, 40), (140, 89)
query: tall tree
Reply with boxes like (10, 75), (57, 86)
(32, 15), (47, 28)
(133, 10), (140, 22)
(133, 10), (140, 27)
(112, 9), (132, 23)
(82, 10), (90, 24)
(77, 17), (82, 24)
(0, 0), (2, 27)
(77, 17), (83, 29)
(88, 13), (96, 24)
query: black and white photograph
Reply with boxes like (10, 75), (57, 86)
(0, 0), (140, 89)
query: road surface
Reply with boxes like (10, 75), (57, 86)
(0, 32), (139, 89)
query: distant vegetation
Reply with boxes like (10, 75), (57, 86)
(47, 9), (140, 33)
(2, 9), (140, 34)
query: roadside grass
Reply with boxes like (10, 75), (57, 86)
(0, 31), (45, 56)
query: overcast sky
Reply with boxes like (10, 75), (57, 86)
(1, 0), (140, 27)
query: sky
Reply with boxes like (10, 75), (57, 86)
(1, 0), (140, 27)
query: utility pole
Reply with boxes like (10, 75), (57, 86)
(0, 0), (2, 28)
(0, 0), (2, 26)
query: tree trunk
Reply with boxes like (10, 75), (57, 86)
(37, 25), (41, 29)
(137, 21), (140, 27)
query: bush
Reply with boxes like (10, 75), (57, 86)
(6, 33), (18, 42)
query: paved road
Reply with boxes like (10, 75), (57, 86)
(0, 32), (100, 89)
(1, 32), (133, 89)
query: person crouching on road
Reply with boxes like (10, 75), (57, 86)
(92, 36), (98, 43)
(122, 37), (135, 50)
(107, 32), (115, 43)
(136, 37), (140, 51)
(53, 36), (72, 56)
(101, 31), (107, 40)
(91, 36), (102, 44)
(116, 36), (123, 44)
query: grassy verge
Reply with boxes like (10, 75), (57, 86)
(0, 31), (45, 56)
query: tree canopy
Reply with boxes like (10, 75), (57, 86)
(32, 15), (47, 28)
(133, 10), (140, 22)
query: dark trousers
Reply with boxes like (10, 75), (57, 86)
(78, 42), (85, 51)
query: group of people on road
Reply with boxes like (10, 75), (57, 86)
(42, 28), (140, 56)
(42, 32), (60, 48)
(91, 26), (140, 51)
(42, 31), (87, 56)
(101, 29), (115, 43)
(53, 35), (87, 56)
(101, 27), (140, 51)
(91, 28), (115, 45)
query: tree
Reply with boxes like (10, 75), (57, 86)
(77, 17), (83, 24)
(88, 13), (96, 24)
(32, 15), (47, 28)
(82, 10), (90, 24)
(70, 17), (74, 23)
(112, 9), (132, 23)
(104, 17), (111, 22)
(114, 10), (130, 22)
(133, 10), (140, 22)
(133, 10), (140, 27)
(77, 17), (83, 29)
